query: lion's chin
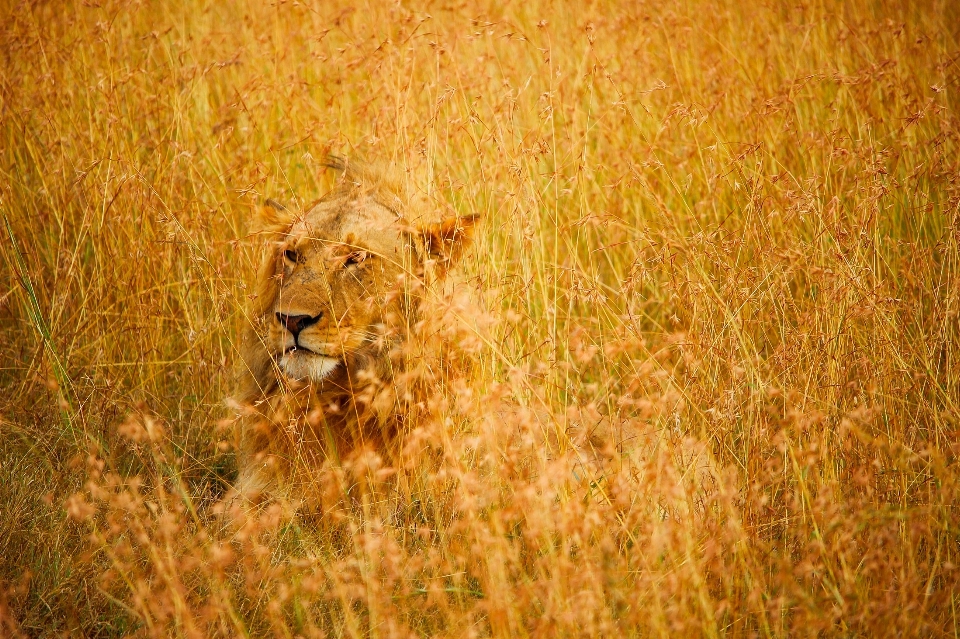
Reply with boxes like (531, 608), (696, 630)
(278, 351), (340, 382)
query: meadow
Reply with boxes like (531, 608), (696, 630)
(1, 0), (959, 636)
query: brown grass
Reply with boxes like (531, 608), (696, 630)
(1, 0), (959, 636)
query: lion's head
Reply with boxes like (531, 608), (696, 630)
(239, 159), (477, 400)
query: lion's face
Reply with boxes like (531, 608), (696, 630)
(264, 194), (412, 383)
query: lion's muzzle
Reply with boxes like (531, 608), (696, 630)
(275, 312), (322, 340)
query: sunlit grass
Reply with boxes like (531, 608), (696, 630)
(1, 0), (958, 636)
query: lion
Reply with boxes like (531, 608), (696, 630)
(228, 157), (478, 511)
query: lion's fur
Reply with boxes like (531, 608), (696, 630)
(230, 157), (477, 510)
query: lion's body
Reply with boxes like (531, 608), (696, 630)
(230, 159), (475, 509)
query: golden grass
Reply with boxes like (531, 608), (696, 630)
(1, 0), (959, 636)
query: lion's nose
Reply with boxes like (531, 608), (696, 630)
(275, 312), (321, 338)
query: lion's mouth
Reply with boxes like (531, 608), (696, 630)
(282, 344), (338, 358)
(277, 347), (340, 381)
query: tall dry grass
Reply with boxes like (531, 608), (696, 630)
(1, 0), (959, 636)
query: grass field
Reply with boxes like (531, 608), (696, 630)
(2, 0), (960, 636)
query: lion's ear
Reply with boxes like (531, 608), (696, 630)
(416, 214), (479, 276)
(256, 199), (295, 234)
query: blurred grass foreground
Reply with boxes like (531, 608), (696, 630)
(2, 0), (960, 636)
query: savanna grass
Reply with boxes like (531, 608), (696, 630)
(1, 0), (959, 636)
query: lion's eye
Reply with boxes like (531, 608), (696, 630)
(344, 250), (367, 267)
(284, 249), (299, 263)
